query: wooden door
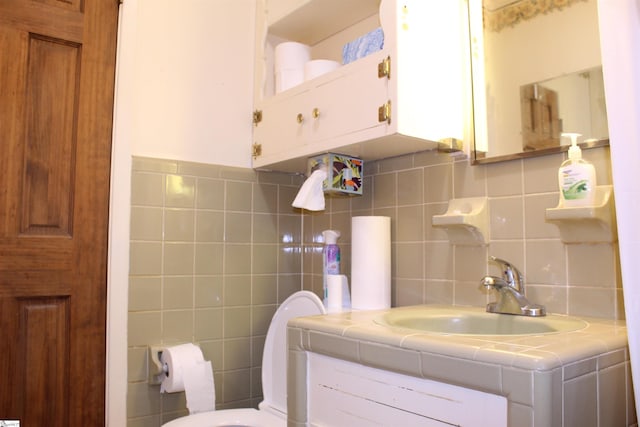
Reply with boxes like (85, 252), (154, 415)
(0, 0), (118, 425)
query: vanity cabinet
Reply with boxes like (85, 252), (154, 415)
(288, 306), (634, 427)
(252, 0), (470, 172)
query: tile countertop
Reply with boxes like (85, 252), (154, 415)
(288, 304), (628, 374)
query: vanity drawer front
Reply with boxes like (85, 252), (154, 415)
(307, 352), (507, 427)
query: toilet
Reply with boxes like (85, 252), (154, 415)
(163, 290), (326, 427)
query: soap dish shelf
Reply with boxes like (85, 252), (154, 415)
(545, 185), (616, 243)
(432, 197), (489, 245)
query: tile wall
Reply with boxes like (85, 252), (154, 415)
(127, 144), (622, 425)
(304, 145), (622, 319)
(127, 157), (305, 426)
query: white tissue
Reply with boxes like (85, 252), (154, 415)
(183, 360), (215, 414)
(160, 343), (216, 414)
(292, 168), (327, 211)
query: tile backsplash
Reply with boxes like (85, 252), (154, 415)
(307, 146), (622, 319)
(127, 145), (622, 426)
(127, 157), (305, 426)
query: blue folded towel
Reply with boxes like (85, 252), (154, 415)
(342, 27), (384, 65)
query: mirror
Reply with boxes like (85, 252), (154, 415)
(470, 0), (609, 164)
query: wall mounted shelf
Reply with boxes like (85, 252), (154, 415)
(432, 197), (489, 245)
(545, 185), (616, 243)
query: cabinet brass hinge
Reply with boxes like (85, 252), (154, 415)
(378, 100), (392, 124)
(437, 138), (463, 153)
(378, 56), (391, 79)
(252, 143), (262, 158)
(252, 110), (263, 125)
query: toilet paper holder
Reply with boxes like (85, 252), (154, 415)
(148, 345), (169, 385)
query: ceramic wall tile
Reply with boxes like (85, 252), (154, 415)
(128, 146), (620, 424)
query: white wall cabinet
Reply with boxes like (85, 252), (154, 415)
(252, 0), (471, 172)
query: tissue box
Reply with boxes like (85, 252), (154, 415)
(309, 153), (363, 196)
(342, 27), (384, 65)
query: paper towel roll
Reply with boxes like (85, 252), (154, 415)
(160, 343), (216, 414)
(351, 216), (391, 310)
(304, 59), (341, 81)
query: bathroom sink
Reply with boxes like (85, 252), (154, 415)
(375, 306), (588, 336)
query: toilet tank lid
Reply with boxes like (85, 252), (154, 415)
(261, 291), (325, 412)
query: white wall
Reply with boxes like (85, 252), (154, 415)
(107, 1), (256, 424)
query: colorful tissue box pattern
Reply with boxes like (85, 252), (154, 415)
(342, 27), (384, 65)
(309, 153), (363, 196)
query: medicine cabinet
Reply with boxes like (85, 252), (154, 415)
(252, 0), (471, 172)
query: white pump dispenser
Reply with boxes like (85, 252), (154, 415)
(558, 133), (596, 207)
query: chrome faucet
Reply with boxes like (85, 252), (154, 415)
(480, 256), (546, 317)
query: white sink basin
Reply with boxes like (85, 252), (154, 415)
(375, 306), (588, 336)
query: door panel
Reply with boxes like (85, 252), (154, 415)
(0, 0), (118, 425)
(23, 35), (80, 236)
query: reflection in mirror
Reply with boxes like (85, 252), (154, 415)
(470, 0), (609, 163)
(519, 67), (607, 152)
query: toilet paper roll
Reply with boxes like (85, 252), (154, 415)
(160, 343), (216, 414)
(274, 41), (311, 69)
(327, 274), (350, 313)
(351, 216), (391, 310)
(275, 67), (305, 93)
(304, 59), (341, 81)
(274, 42), (310, 93)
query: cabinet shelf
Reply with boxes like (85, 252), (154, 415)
(267, 0), (380, 46)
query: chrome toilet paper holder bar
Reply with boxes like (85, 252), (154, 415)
(148, 345), (169, 385)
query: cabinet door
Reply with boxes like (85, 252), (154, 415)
(253, 52), (390, 168)
(308, 353), (508, 427)
(306, 51), (390, 150)
(253, 87), (311, 161)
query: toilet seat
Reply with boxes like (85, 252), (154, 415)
(162, 291), (325, 427)
(161, 407), (283, 427)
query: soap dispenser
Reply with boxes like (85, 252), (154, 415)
(558, 133), (596, 207)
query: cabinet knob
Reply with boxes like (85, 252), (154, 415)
(312, 108), (320, 119)
(297, 113), (304, 124)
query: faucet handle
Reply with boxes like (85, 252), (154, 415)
(489, 256), (524, 291)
